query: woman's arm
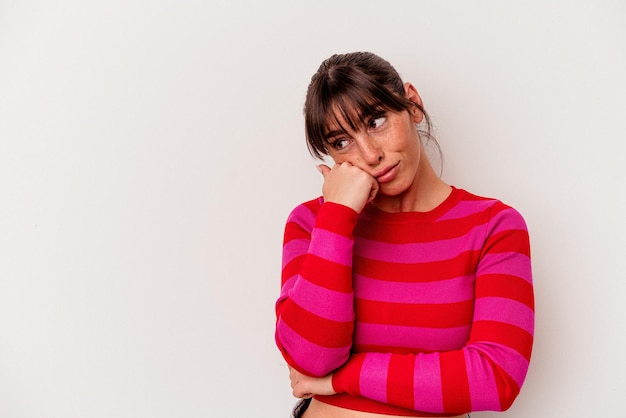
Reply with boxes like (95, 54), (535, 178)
(276, 163), (378, 377)
(275, 199), (359, 377)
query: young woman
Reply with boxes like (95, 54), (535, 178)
(275, 52), (534, 418)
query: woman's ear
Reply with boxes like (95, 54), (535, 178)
(404, 82), (424, 123)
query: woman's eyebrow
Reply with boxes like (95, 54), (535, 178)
(361, 106), (386, 118)
(324, 129), (347, 141)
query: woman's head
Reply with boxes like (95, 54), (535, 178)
(304, 52), (431, 159)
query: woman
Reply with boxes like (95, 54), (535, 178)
(275, 52), (534, 418)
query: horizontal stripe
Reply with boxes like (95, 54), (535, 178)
(476, 274), (534, 309)
(437, 198), (497, 221)
(354, 213), (489, 244)
(472, 341), (530, 388)
(281, 257), (303, 286)
(471, 321), (533, 362)
(354, 251), (480, 283)
(315, 202), (359, 237)
(354, 223), (487, 263)
(484, 229), (530, 256)
(309, 228), (354, 266)
(302, 196), (324, 212)
(478, 252), (532, 283)
(284, 220), (312, 243)
(282, 238), (310, 268)
(288, 200), (318, 221)
(488, 207), (528, 234)
(300, 255), (354, 292)
(275, 319), (349, 376)
(354, 274), (475, 304)
(473, 297), (534, 335)
(285, 205), (317, 236)
(284, 257), (354, 294)
(356, 211), (489, 243)
(278, 275), (297, 300)
(355, 322), (471, 352)
(289, 277), (354, 322)
(356, 299), (474, 328)
(280, 300), (353, 348)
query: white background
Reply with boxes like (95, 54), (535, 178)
(1, 1), (625, 417)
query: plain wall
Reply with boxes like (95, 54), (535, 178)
(1, 1), (625, 417)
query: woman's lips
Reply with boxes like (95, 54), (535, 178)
(375, 162), (399, 183)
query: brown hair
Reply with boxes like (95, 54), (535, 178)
(303, 52), (433, 159)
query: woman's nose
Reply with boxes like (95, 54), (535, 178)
(359, 136), (383, 165)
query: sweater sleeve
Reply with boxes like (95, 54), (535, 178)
(275, 200), (359, 377)
(331, 203), (534, 414)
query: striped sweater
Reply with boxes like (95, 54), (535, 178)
(275, 187), (534, 416)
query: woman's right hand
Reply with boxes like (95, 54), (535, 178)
(317, 162), (379, 213)
(289, 367), (335, 399)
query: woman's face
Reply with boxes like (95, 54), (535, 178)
(324, 83), (425, 199)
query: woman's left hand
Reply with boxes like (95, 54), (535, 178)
(289, 367), (336, 398)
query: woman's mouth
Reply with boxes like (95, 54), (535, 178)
(375, 162), (400, 184)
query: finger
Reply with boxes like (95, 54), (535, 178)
(368, 180), (379, 204)
(293, 387), (312, 399)
(316, 164), (331, 176)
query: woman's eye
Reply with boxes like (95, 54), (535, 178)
(370, 115), (386, 129)
(332, 139), (350, 150)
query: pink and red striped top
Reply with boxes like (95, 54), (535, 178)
(275, 187), (534, 416)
